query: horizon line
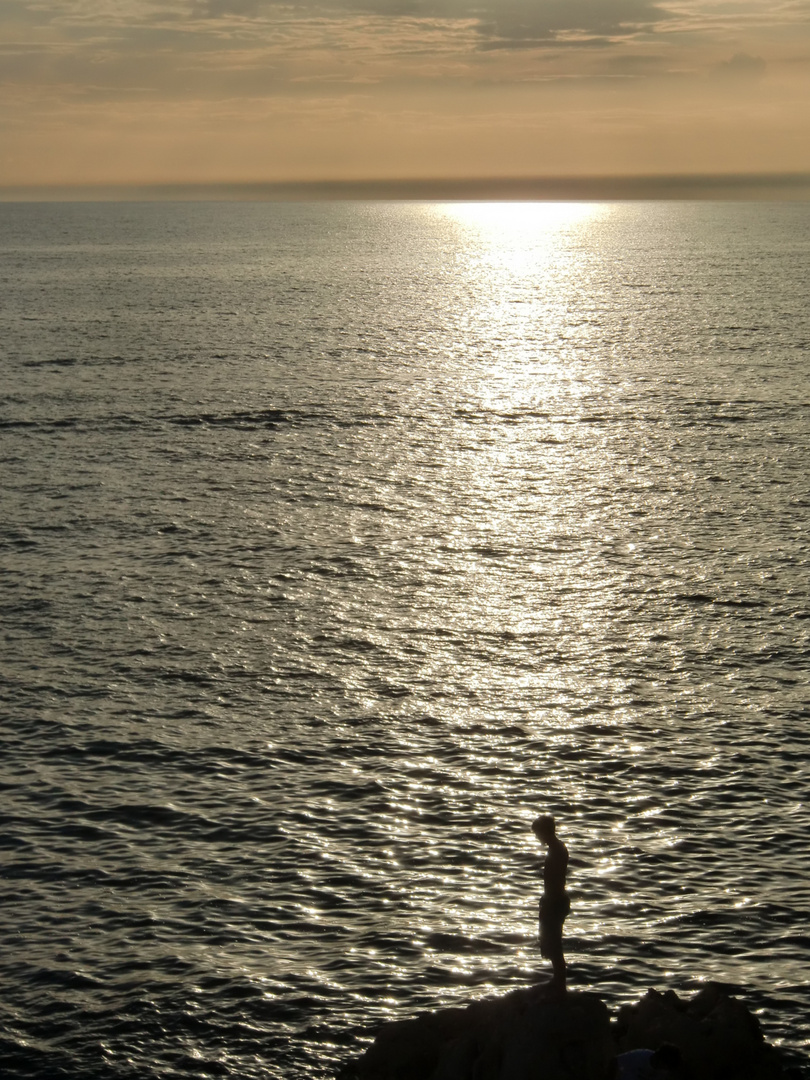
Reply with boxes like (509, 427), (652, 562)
(2, 171), (810, 202)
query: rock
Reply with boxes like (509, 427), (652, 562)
(339, 986), (614, 1080)
(340, 983), (790, 1080)
(614, 983), (784, 1080)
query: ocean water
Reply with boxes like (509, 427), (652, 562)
(0, 199), (808, 1079)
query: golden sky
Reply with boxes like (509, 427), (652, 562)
(1, 0), (809, 186)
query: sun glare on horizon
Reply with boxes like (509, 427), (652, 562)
(431, 201), (611, 276)
(435, 201), (608, 240)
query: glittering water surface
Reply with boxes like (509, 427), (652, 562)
(0, 201), (808, 1079)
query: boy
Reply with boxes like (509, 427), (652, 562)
(532, 814), (570, 994)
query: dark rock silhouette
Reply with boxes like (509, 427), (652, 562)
(340, 987), (614, 1080)
(339, 983), (786, 1080)
(615, 984), (784, 1080)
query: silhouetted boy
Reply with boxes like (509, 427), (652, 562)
(532, 814), (570, 994)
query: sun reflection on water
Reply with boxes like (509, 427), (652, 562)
(434, 200), (608, 247)
(419, 200), (615, 427)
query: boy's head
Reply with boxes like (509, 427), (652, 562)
(532, 815), (556, 842)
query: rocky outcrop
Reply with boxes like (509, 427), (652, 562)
(615, 984), (784, 1080)
(339, 986), (614, 1080)
(340, 983), (787, 1080)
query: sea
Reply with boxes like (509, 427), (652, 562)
(0, 200), (808, 1079)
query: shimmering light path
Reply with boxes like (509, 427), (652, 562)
(0, 201), (808, 1079)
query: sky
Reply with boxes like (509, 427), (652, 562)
(1, 0), (809, 186)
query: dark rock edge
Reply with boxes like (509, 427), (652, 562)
(339, 982), (797, 1080)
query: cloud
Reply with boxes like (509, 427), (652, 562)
(193, 0), (669, 44)
(0, 0), (806, 104)
(472, 0), (668, 48)
(0, 0), (669, 100)
(713, 51), (767, 79)
(192, 0), (262, 14)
